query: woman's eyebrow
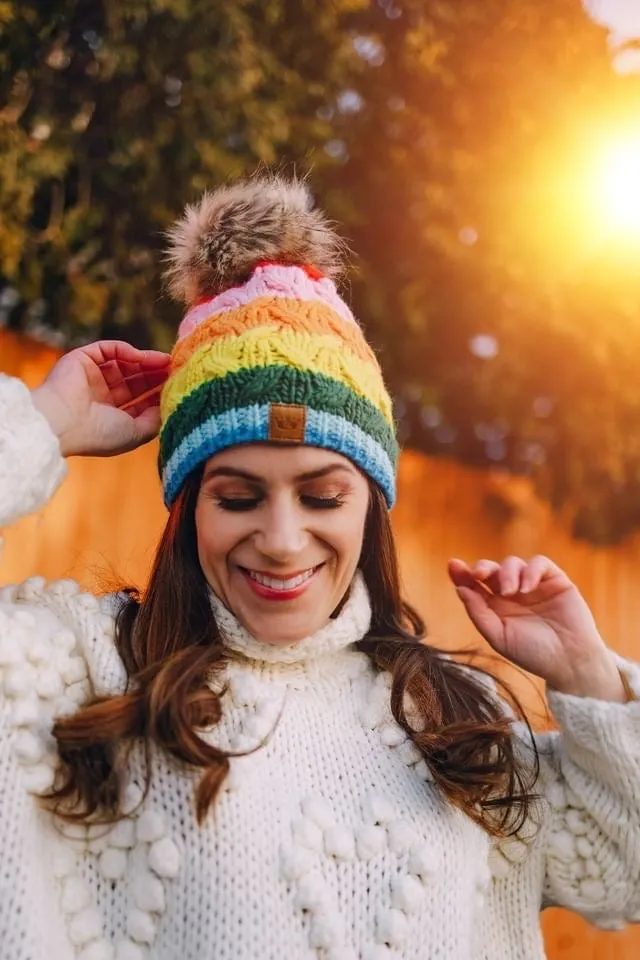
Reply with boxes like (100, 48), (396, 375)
(295, 465), (354, 481)
(201, 466), (262, 483)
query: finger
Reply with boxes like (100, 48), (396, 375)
(468, 559), (502, 595)
(496, 556), (527, 596)
(520, 555), (549, 593)
(448, 559), (494, 593)
(120, 385), (164, 414)
(100, 362), (169, 409)
(118, 367), (169, 399)
(83, 340), (171, 369)
(449, 559), (503, 595)
(468, 557), (525, 597)
(96, 362), (140, 407)
(455, 586), (504, 650)
(98, 359), (168, 387)
(98, 359), (128, 391)
(447, 558), (471, 587)
(520, 555), (566, 593)
(470, 559), (500, 580)
(131, 403), (162, 443)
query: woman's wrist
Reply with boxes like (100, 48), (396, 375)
(548, 656), (629, 703)
(30, 385), (73, 457)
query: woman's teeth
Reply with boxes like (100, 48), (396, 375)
(247, 568), (317, 591)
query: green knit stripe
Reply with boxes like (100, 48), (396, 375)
(159, 365), (398, 466)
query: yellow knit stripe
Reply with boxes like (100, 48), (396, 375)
(173, 296), (378, 368)
(161, 328), (393, 425)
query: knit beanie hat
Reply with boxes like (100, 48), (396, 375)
(159, 175), (398, 508)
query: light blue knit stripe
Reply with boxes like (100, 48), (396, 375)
(304, 409), (396, 507)
(163, 405), (271, 505)
(163, 404), (396, 508)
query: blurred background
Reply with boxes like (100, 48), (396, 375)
(1, 1), (640, 956)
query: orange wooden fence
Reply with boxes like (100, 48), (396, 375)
(1, 329), (639, 958)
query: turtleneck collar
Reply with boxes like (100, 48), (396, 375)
(208, 572), (371, 664)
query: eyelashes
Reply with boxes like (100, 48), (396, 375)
(215, 495), (346, 512)
(305, 495), (346, 510)
(215, 498), (257, 512)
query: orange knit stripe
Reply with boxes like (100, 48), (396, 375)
(172, 296), (378, 371)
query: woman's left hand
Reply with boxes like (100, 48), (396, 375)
(448, 555), (626, 701)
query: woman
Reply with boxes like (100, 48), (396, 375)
(0, 175), (638, 960)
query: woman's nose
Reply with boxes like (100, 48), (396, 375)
(254, 501), (308, 563)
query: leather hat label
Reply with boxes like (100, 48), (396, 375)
(268, 403), (307, 442)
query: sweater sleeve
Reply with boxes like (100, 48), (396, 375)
(0, 377), (132, 954)
(538, 657), (640, 928)
(0, 371), (127, 695)
(0, 371), (127, 791)
(0, 374), (67, 531)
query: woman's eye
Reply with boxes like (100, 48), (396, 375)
(302, 495), (345, 509)
(217, 497), (261, 511)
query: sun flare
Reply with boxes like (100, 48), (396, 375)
(594, 134), (640, 235)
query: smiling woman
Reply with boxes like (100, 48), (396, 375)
(195, 446), (369, 645)
(2, 174), (640, 960)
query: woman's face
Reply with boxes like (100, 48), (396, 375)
(194, 444), (370, 645)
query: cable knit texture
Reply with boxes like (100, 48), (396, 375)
(2, 374), (640, 960)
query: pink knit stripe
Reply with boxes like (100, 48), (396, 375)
(177, 263), (356, 341)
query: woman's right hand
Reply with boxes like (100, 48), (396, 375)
(31, 340), (171, 458)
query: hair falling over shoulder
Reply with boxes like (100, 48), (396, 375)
(45, 476), (540, 838)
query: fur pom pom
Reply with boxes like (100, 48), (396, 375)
(164, 174), (346, 304)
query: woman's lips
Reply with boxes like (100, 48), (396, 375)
(239, 564), (323, 602)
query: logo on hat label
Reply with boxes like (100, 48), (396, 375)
(268, 404), (306, 442)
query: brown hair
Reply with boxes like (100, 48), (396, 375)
(46, 471), (539, 837)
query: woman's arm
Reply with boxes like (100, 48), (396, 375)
(0, 342), (169, 954)
(1, 340), (170, 530)
(0, 339), (169, 734)
(0, 374), (68, 528)
(0, 338), (168, 779)
(449, 553), (640, 925)
(537, 663), (640, 925)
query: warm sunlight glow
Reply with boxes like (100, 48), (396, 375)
(522, 123), (640, 269)
(594, 134), (640, 235)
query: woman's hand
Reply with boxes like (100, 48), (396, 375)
(448, 555), (626, 701)
(31, 340), (171, 458)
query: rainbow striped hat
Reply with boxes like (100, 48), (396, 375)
(159, 176), (397, 508)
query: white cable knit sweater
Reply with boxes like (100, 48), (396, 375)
(1, 374), (640, 960)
